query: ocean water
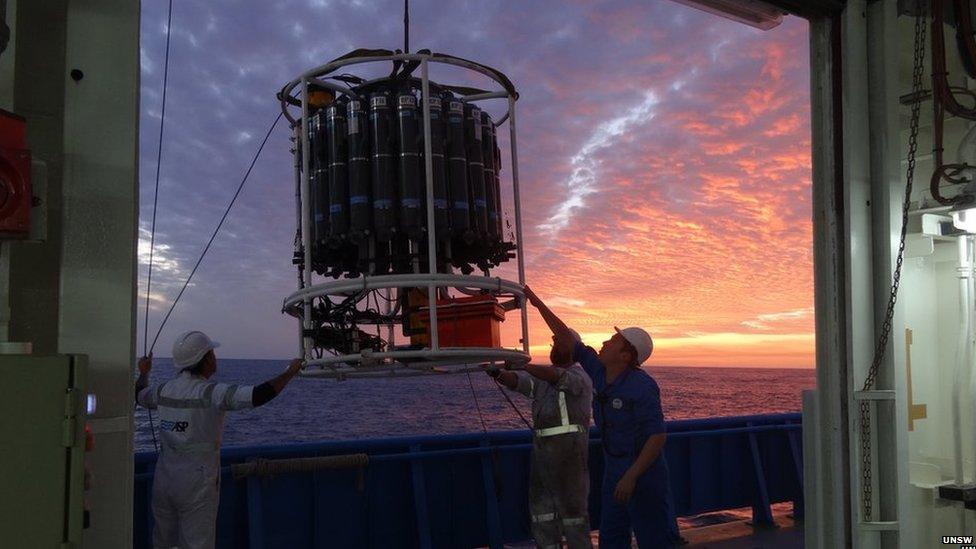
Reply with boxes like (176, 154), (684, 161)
(134, 359), (814, 452)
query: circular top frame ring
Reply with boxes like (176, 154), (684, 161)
(278, 52), (519, 126)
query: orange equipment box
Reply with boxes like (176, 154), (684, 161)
(414, 294), (506, 348)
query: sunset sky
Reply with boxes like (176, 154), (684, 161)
(137, 0), (814, 368)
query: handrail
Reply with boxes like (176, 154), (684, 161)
(133, 412), (804, 549)
(134, 412), (801, 463)
(133, 421), (802, 481)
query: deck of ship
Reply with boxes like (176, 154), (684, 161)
(684, 512), (802, 548)
(499, 508), (803, 548)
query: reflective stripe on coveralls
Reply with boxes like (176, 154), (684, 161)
(530, 511), (589, 529)
(535, 391), (585, 437)
(157, 384), (223, 454)
(532, 512), (557, 523)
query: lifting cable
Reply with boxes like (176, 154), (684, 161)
(491, 370), (560, 523)
(143, 0), (174, 359)
(466, 371), (489, 433)
(140, 0), (283, 452)
(139, 108), (282, 452)
(491, 376), (532, 430)
(146, 111), (283, 356)
(141, 0), (175, 453)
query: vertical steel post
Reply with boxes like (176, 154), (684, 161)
(508, 97), (529, 354)
(421, 58), (440, 351)
(299, 79), (314, 361)
(293, 125), (305, 357)
(410, 444), (433, 549)
(747, 423), (775, 527)
(480, 440), (504, 548)
(386, 287), (395, 350)
(246, 473), (266, 548)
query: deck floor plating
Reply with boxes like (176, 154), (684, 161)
(501, 513), (802, 548)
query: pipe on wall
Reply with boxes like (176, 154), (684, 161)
(969, 236), (976, 485)
(953, 235), (972, 484)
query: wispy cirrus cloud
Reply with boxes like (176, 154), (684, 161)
(538, 92), (659, 236)
(741, 308), (815, 330)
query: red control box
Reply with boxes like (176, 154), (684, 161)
(418, 295), (506, 348)
(0, 109), (31, 238)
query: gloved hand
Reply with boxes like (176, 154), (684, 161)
(287, 358), (304, 375)
(138, 354), (152, 375)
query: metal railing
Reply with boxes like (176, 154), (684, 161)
(133, 412), (803, 548)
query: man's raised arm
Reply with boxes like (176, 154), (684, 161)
(523, 286), (576, 355)
(251, 358), (304, 407)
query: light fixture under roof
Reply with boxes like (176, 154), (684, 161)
(671, 0), (785, 31)
(951, 180), (976, 234)
(952, 208), (976, 233)
(952, 203), (976, 234)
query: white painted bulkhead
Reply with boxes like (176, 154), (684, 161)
(3, 1), (140, 547)
(805, 1), (976, 547)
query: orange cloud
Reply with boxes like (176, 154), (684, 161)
(468, 14), (813, 369)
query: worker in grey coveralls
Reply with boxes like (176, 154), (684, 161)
(488, 329), (594, 549)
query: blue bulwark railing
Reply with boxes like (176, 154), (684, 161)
(133, 412), (802, 548)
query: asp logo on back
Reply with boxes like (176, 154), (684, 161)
(160, 420), (189, 433)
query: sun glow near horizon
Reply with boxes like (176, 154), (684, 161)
(504, 15), (814, 370)
(519, 311), (815, 369)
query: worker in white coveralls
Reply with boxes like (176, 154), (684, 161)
(135, 331), (303, 549)
(488, 328), (594, 549)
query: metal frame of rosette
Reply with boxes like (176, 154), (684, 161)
(279, 52), (530, 379)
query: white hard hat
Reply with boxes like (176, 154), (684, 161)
(614, 326), (653, 365)
(172, 331), (220, 370)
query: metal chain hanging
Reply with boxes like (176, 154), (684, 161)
(858, 9), (927, 521)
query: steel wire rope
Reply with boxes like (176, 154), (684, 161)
(435, 285), (479, 409)
(148, 111), (284, 355)
(489, 367), (562, 524)
(141, 0), (175, 453)
(467, 371), (489, 433)
(491, 376), (532, 430)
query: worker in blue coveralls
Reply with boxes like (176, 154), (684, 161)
(523, 286), (681, 548)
